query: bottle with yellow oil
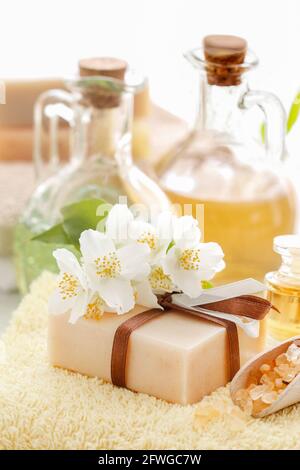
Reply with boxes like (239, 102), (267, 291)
(266, 235), (300, 341)
(156, 35), (296, 282)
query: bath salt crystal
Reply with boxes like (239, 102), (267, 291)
(275, 378), (284, 389)
(260, 363), (271, 373)
(275, 353), (289, 366)
(194, 404), (221, 426)
(261, 391), (278, 404)
(274, 364), (290, 378)
(286, 344), (300, 364)
(260, 371), (277, 388)
(249, 384), (268, 401)
(252, 398), (267, 415)
(281, 370), (297, 383)
(241, 398), (253, 416)
(235, 394), (253, 415)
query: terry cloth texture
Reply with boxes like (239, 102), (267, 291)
(1, 272), (300, 450)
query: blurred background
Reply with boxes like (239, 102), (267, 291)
(1, 0), (300, 335)
(1, 0), (300, 116)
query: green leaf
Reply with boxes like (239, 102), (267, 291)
(260, 122), (266, 144)
(201, 280), (213, 289)
(287, 91), (300, 133)
(32, 223), (71, 244)
(166, 240), (175, 253)
(61, 198), (106, 245)
(31, 198), (108, 247)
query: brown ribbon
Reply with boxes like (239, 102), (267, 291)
(111, 294), (274, 388)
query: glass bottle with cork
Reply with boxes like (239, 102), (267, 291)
(265, 235), (300, 341)
(14, 58), (170, 293)
(157, 35), (296, 282)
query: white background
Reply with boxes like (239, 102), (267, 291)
(0, 0), (300, 145)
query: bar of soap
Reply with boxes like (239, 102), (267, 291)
(0, 125), (70, 162)
(0, 78), (66, 127)
(49, 306), (266, 405)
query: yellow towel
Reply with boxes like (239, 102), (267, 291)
(1, 272), (300, 450)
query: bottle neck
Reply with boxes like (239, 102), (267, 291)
(278, 254), (300, 280)
(195, 77), (248, 138)
(72, 93), (133, 165)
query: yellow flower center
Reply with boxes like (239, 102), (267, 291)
(149, 266), (173, 291)
(137, 231), (158, 250)
(179, 249), (201, 271)
(95, 251), (121, 279)
(58, 273), (79, 300)
(84, 296), (104, 321)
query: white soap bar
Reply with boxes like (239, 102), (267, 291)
(49, 306), (266, 405)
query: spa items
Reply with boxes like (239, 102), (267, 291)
(156, 35), (295, 282)
(265, 235), (300, 340)
(14, 59), (170, 293)
(48, 203), (272, 404)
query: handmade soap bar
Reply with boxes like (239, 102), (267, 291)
(49, 306), (266, 405)
(0, 78), (66, 126)
(0, 125), (70, 162)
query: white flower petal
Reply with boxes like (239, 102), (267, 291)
(198, 242), (224, 259)
(194, 267), (219, 281)
(48, 288), (76, 315)
(197, 242), (225, 273)
(69, 291), (89, 324)
(82, 263), (96, 291)
(128, 220), (156, 242)
(53, 249), (87, 288)
(170, 268), (202, 298)
(105, 204), (133, 242)
(134, 280), (161, 309)
(96, 278), (135, 314)
(161, 246), (179, 275)
(156, 211), (174, 242)
(173, 216), (201, 249)
(117, 242), (150, 280)
(151, 242), (170, 265)
(79, 229), (115, 263)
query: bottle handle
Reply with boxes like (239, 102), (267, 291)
(34, 89), (75, 181)
(240, 90), (286, 161)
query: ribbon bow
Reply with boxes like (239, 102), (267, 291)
(111, 279), (275, 389)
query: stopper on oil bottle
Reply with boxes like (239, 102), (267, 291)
(203, 34), (247, 86)
(78, 57), (128, 108)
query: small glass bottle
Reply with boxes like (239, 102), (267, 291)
(265, 235), (300, 341)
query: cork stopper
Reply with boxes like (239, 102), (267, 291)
(78, 57), (128, 108)
(79, 57), (127, 80)
(203, 35), (247, 86)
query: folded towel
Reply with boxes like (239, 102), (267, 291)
(1, 272), (299, 450)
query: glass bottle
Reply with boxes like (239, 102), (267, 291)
(14, 58), (170, 293)
(265, 235), (300, 341)
(157, 35), (296, 282)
